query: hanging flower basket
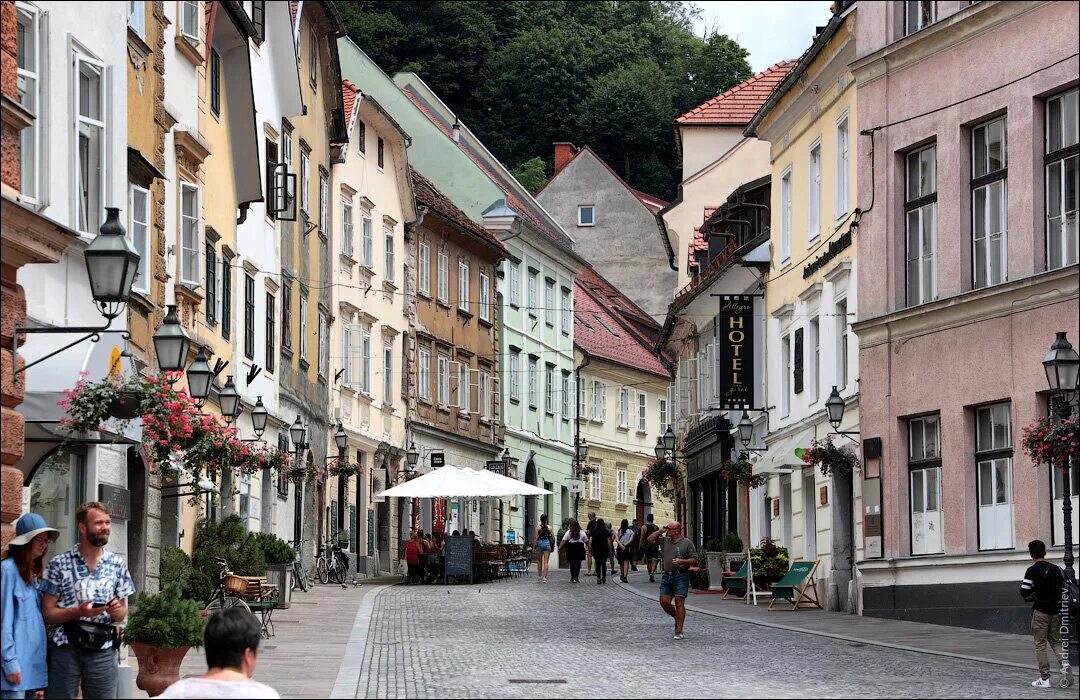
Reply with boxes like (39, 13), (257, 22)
(719, 459), (768, 489)
(59, 371), (151, 436)
(1021, 414), (1080, 468)
(107, 389), (146, 420)
(800, 436), (860, 478)
(577, 465), (596, 477)
(329, 461), (361, 478)
(644, 458), (682, 501)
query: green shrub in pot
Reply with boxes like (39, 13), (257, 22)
(254, 532), (295, 565)
(125, 583), (205, 649)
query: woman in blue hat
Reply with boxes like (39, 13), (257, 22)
(2, 513), (59, 699)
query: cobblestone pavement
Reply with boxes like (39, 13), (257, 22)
(351, 574), (1071, 699)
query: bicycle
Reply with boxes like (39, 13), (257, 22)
(204, 556), (252, 615)
(315, 540), (347, 585)
(291, 539), (311, 592)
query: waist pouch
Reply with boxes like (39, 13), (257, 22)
(63, 621), (116, 652)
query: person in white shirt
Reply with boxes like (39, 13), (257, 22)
(158, 607), (279, 699)
(559, 521), (589, 583)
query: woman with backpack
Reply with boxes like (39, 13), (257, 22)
(534, 514), (555, 583)
(559, 520), (588, 583)
(591, 518), (612, 584)
(616, 518), (635, 583)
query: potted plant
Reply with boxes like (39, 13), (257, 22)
(643, 458), (682, 500)
(799, 437), (861, 478)
(749, 537), (790, 590)
(703, 538), (726, 591)
(1021, 413), (1080, 468)
(255, 532), (295, 608)
(59, 371), (148, 435)
(721, 532), (744, 574)
(690, 553), (710, 590)
(125, 583), (205, 697)
(719, 458), (768, 489)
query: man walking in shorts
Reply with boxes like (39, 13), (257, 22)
(647, 521), (697, 640)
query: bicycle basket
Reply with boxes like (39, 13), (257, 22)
(224, 574), (248, 597)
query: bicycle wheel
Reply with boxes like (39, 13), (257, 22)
(333, 558), (347, 584)
(317, 556), (329, 584)
(204, 595), (251, 615)
(293, 561), (309, 592)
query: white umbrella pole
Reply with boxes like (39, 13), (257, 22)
(747, 548), (757, 606)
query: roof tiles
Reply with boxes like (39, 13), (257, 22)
(410, 167), (507, 253)
(574, 270), (668, 378)
(676, 61), (797, 126)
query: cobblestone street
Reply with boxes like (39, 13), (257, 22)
(345, 575), (1069, 699)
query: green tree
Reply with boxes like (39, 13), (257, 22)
(512, 157), (549, 195)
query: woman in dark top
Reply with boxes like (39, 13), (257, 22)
(590, 519), (612, 584)
(559, 520), (589, 583)
(616, 518), (635, 583)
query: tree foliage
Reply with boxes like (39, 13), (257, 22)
(512, 157), (549, 195)
(338, 1), (752, 199)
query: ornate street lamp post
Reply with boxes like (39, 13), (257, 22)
(1044, 331), (1079, 586)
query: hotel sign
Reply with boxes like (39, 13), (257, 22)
(717, 294), (754, 409)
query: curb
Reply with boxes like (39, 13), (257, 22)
(612, 580), (1039, 672)
(330, 583), (392, 698)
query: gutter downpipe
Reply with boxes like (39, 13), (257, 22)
(574, 350), (592, 524)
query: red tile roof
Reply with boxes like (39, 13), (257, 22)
(574, 270), (669, 379)
(537, 144), (669, 215)
(342, 79), (360, 137)
(676, 61), (797, 126)
(410, 167), (507, 255)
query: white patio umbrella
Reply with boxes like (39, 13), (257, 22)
(373, 465), (554, 499)
(471, 467), (551, 496)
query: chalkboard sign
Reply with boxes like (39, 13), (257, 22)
(443, 535), (473, 584)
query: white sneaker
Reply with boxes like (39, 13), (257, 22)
(1031, 678), (1051, 688)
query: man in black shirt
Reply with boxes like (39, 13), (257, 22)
(1020, 540), (1071, 688)
(585, 512), (597, 576)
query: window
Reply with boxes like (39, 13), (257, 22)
(637, 392), (647, 431)
(383, 227), (395, 283)
(561, 371), (572, 420)
(781, 334), (791, 417)
(458, 362), (470, 413)
(1045, 88), (1079, 270)
(319, 175), (329, 237)
(904, 1), (936, 35)
(361, 214), (373, 267)
(360, 329), (371, 393)
(545, 364), (555, 415)
(527, 270), (538, 317)
(377, 137), (384, 169)
(481, 372), (492, 421)
(793, 327), (804, 395)
(578, 206), (595, 226)
(808, 141), (821, 242)
(617, 469), (627, 505)
(618, 388), (630, 429)
(418, 242), (431, 295)
(75, 53), (106, 235)
(343, 326), (355, 386)
(909, 415), (943, 555)
(658, 397), (669, 434)
(16, 3), (42, 203)
(528, 356), (538, 409)
(264, 138), (279, 220)
(780, 169), (792, 263)
(836, 116), (849, 220)
(308, 27), (318, 88)
(210, 49), (220, 117)
(205, 244), (217, 326)
(590, 468), (601, 501)
(479, 271), (490, 322)
(180, 183), (201, 285)
(578, 377), (586, 419)
(281, 280), (292, 349)
(509, 262), (520, 307)
(265, 293), (275, 374)
(458, 260), (470, 312)
(383, 344), (393, 405)
(244, 274), (256, 360)
(300, 150), (310, 214)
(972, 116), (1008, 289)
(418, 346), (430, 400)
(180, 0), (200, 44)
(592, 380), (606, 421)
(836, 299), (848, 391)
(357, 120), (366, 154)
(509, 350), (520, 401)
(342, 198), (354, 257)
(438, 355), (450, 406)
(437, 250), (449, 303)
(560, 288), (571, 334)
(976, 403), (1013, 550)
(129, 186), (150, 294)
(318, 312), (328, 378)
(906, 145), (937, 305)
(809, 317), (820, 404)
(221, 255), (231, 340)
(299, 293), (308, 361)
(544, 279), (555, 326)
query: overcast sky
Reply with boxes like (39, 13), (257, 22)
(690, 1), (835, 73)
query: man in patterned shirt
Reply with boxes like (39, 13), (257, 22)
(41, 502), (135, 699)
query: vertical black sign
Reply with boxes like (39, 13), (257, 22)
(431, 452), (445, 469)
(718, 295), (755, 409)
(793, 327), (804, 395)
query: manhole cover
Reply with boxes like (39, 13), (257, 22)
(508, 680), (567, 684)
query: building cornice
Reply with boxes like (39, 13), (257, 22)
(853, 266), (1079, 348)
(0, 196), (80, 269)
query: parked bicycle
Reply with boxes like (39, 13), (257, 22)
(204, 556), (252, 615)
(315, 539), (348, 585)
(291, 539), (310, 592)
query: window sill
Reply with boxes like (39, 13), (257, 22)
(616, 425), (630, 433)
(381, 403), (396, 413)
(478, 316), (493, 328)
(127, 27), (152, 59)
(357, 391), (374, 404)
(341, 383), (358, 397)
(299, 359), (310, 371)
(176, 35), (205, 67)
(635, 430), (648, 437)
(127, 290), (154, 315)
(382, 280), (398, 293)
(436, 299), (451, 310)
(175, 283), (204, 306)
(545, 411), (556, 417)
(457, 308), (473, 320)
(318, 374), (327, 385)
(281, 346), (293, 360)
(510, 303), (520, 310)
(340, 253), (357, 268)
(418, 290), (432, 301)
(510, 397), (520, 405)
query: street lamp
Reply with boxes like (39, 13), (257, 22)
(738, 410), (754, 448)
(334, 423), (348, 456)
(218, 376), (241, 423)
(654, 437), (666, 461)
(405, 442), (419, 471)
(153, 305), (191, 373)
(824, 386), (860, 443)
(1043, 331), (1078, 589)
(186, 346), (214, 403)
(576, 438), (589, 464)
(662, 426), (677, 453)
(251, 397), (269, 438)
(83, 207), (140, 320)
(290, 415), (306, 448)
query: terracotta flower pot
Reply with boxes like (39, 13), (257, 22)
(130, 642), (191, 697)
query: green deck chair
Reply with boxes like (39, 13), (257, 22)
(768, 560), (823, 611)
(721, 559), (749, 600)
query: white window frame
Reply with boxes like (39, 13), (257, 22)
(910, 466), (943, 556)
(561, 372), (571, 420)
(383, 343), (393, 406)
(418, 242), (431, 296)
(341, 197), (354, 257)
(971, 116), (1008, 290)
(360, 213), (373, 267)
(616, 469), (627, 505)
(179, 0), (200, 44)
(319, 174), (329, 237)
(836, 298), (848, 391)
(479, 371), (492, 420)
(528, 357), (538, 409)
(458, 260), (470, 312)
(560, 288), (571, 335)
(179, 182), (201, 285)
(383, 226), (395, 283)
(780, 168), (792, 264)
(509, 350), (520, 401)
(437, 250), (449, 303)
(16, 2), (43, 205)
(906, 145), (938, 306)
(1045, 89), (1079, 271)
(904, 1), (937, 36)
(458, 362), (470, 413)
(343, 325), (355, 386)
(308, 26), (318, 88)
(479, 271), (490, 322)
(544, 279), (555, 327)
(658, 397), (669, 434)
(74, 52), (107, 236)
(590, 467), (601, 501)
(781, 334), (791, 417)
(809, 316), (820, 404)
(438, 355), (450, 406)
(637, 391), (647, 432)
(128, 1), (145, 38)
(527, 270), (538, 317)
(299, 294), (308, 361)
(976, 403), (1014, 551)
(318, 312), (328, 377)
(808, 140), (821, 243)
(592, 380), (605, 422)
(578, 376), (587, 419)
(509, 262), (520, 307)
(836, 114), (849, 221)
(418, 345), (430, 400)
(578, 205), (595, 226)
(300, 151), (310, 215)
(545, 365), (556, 415)
(360, 328), (371, 394)
(129, 184), (150, 294)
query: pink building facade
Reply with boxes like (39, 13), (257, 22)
(851, 0), (1079, 634)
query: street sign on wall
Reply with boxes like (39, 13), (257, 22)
(717, 294), (755, 409)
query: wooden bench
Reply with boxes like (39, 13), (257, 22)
(238, 576), (279, 637)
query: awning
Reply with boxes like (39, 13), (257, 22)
(751, 427), (814, 475)
(374, 465), (552, 500)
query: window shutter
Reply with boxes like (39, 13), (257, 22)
(794, 327), (804, 395)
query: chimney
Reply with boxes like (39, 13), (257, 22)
(554, 142), (577, 173)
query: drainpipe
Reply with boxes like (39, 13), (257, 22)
(574, 350), (592, 524)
